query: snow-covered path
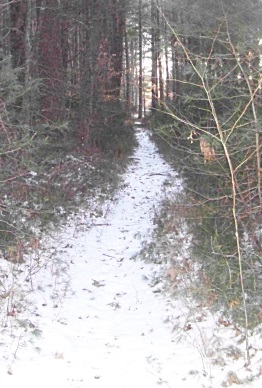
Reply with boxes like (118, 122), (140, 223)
(1, 128), (261, 387)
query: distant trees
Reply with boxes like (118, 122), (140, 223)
(0, 0), (130, 141)
(0, 0), (134, 263)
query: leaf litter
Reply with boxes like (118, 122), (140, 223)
(0, 127), (261, 387)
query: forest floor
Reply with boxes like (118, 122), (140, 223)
(0, 125), (261, 387)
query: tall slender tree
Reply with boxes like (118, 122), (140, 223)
(151, 0), (158, 109)
(138, 0), (143, 118)
(36, 0), (67, 123)
(9, 0), (27, 83)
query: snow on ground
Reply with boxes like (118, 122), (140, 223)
(0, 127), (261, 387)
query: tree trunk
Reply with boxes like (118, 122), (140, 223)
(138, 0), (143, 118)
(37, 0), (66, 123)
(124, 27), (131, 114)
(107, 0), (125, 99)
(9, 0), (28, 83)
(156, 1), (164, 105)
(151, 0), (158, 110)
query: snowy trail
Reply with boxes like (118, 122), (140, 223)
(1, 128), (261, 387)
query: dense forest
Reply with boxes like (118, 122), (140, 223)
(0, 0), (261, 342)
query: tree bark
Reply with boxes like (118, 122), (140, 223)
(138, 0), (143, 118)
(37, 0), (66, 123)
(151, 0), (158, 110)
(9, 0), (28, 83)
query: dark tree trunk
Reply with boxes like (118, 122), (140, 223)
(107, 0), (125, 98)
(9, 0), (27, 83)
(138, 0), (143, 118)
(37, 0), (66, 123)
(156, 1), (164, 105)
(124, 26), (131, 114)
(151, 0), (158, 110)
(61, 0), (70, 71)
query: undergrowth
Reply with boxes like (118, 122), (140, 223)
(143, 128), (262, 331)
(0, 114), (137, 338)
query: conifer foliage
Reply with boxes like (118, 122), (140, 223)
(0, 0), (131, 258)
